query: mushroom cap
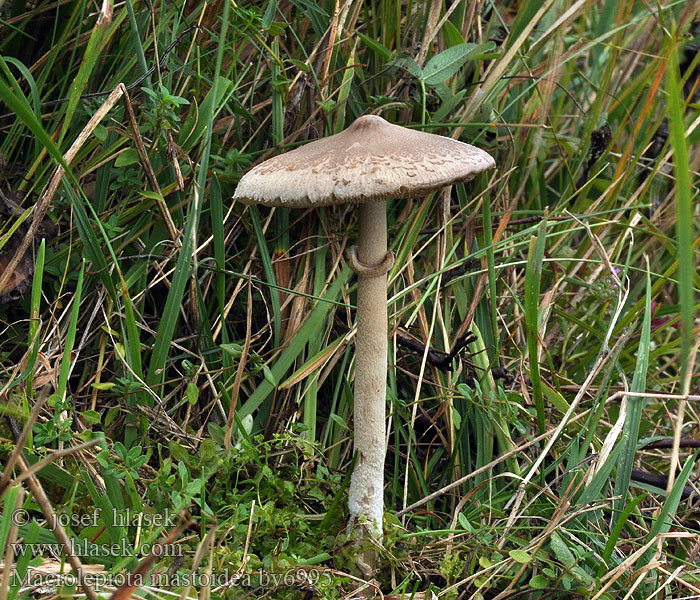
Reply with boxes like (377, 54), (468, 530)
(233, 115), (495, 207)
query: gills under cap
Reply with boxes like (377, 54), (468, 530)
(233, 115), (495, 208)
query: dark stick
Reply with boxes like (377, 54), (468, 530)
(642, 438), (700, 450)
(396, 331), (493, 373)
(630, 469), (695, 500)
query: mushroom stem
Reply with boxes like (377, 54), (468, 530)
(348, 200), (388, 538)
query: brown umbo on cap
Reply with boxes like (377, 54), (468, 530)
(233, 115), (495, 207)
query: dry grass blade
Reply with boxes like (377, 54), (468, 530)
(176, 524), (217, 600)
(0, 486), (24, 600)
(10, 439), (102, 488)
(109, 517), (191, 600)
(14, 453), (99, 600)
(121, 86), (181, 245)
(0, 390), (47, 496)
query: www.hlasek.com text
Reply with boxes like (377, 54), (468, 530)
(12, 539), (181, 559)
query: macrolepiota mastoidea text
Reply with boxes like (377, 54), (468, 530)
(233, 114), (495, 544)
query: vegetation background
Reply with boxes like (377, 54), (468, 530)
(0, 0), (699, 598)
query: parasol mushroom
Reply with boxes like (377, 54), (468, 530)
(233, 114), (495, 540)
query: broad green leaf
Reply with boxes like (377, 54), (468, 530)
(529, 574), (548, 589)
(115, 147), (140, 167)
(93, 124), (108, 141)
(457, 512), (471, 531)
(423, 42), (496, 86)
(80, 410), (102, 424)
(391, 56), (423, 80)
(329, 414), (350, 431)
(451, 407), (462, 430)
(509, 549), (531, 564)
(550, 530), (575, 568)
(262, 0), (279, 29)
(542, 381), (570, 414)
(186, 382), (199, 405)
(358, 32), (392, 61)
(441, 20), (465, 47)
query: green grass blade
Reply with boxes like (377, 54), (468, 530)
(66, 185), (118, 302)
(124, 0), (149, 79)
(248, 204), (282, 347)
(145, 218), (193, 388)
(269, 37), (290, 313)
(666, 37), (694, 389)
(0, 60), (71, 171)
(577, 442), (624, 508)
(10, 520), (39, 600)
(68, 187), (144, 415)
(642, 452), (697, 565)
(210, 176), (232, 373)
(81, 467), (124, 545)
(0, 205), (31, 252)
(58, 12), (112, 143)
(178, 76), (234, 153)
(524, 216), (547, 434)
(0, 485), (21, 550)
(2, 57), (40, 117)
(613, 263), (652, 520)
(599, 491), (647, 575)
(56, 259), (86, 400)
(301, 219), (330, 443)
(26, 239), (45, 393)
(481, 189), (499, 353)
